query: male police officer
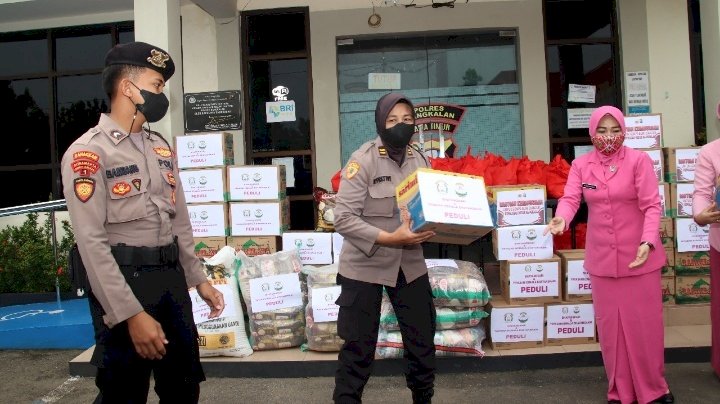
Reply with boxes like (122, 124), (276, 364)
(333, 93), (437, 404)
(61, 41), (224, 403)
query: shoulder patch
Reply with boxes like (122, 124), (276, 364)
(71, 151), (101, 177)
(74, 178), (96, 203)
(111, 181), (132, 196)
(153, 147), (172, 158)
(346, 161), (361, 180)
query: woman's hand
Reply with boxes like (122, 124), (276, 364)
(629, 243), (651, 269)
(694, 202), (720, 226)
(544, 216), (566, 236)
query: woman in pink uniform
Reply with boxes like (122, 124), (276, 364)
(545, 106), (672, 404)
(691, 136), (720, 379)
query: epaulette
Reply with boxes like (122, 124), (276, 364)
(74, 127), (102, 145)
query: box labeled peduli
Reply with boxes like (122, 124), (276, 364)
(499, 256), (561, 304)
(229, 199), (289, 236)
(663, 146), (700, 182)
(487, 185), (546, 227)
(396, 168), (494, 245)
(492, 225), (554, 261)
(545, 302), (596, 346)
(187, 203), (228, 237)
(179, 168), (227, 203)
(282, 232), (333, 265)
(226, 236), (279, 257)
(557, 249), (592, 301)
(489, 300), (545, 350)
(175, 132), (234, 169)
(639, 148), (664, 182)
(675, 218), (709, 252)
(227, 165), (286, 201)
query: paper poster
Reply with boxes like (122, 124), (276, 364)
(368, 73), (401, 90)
(266, 100), (296, 123)
(272, 157), (295, 188)
(189, 282), (237, 324)
(249, 273), (303, 313)
(625, 71), (650, 114)
(567, 108), (594, 129)
(568, 84), (596, 103)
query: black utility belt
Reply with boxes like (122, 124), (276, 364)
(110, 239), (179, 267)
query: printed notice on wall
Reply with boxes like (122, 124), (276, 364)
(184, 90), (242, 132)
(249, 273), (303, 313)
(368, 73), (401, 90)
(266, 100), (296, 123)
(568, 84), (596, 103)
(312, 286), (342, 323)
(567, 108), (594, 129)
(625, 71), (650, 114)
(272, 157), (296, 188)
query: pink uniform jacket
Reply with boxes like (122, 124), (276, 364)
(555, 146), (666, 277)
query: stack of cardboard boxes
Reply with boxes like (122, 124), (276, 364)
(176, 132), (291, 259)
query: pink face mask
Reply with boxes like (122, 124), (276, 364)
(591, 133), (625, 156)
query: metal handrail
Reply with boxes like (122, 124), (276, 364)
(0, 199), (69, 306)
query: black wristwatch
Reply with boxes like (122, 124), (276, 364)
(640, 241), (655, 250)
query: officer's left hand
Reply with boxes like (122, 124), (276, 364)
(629, 244), (650, 269)
(197, 282), (225, 319)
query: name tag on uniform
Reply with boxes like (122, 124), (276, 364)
(581, 183), (597, 190)
(373, 175), (391, 184)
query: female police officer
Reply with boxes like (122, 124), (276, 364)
(61, 41), (224, 403)
(332, 93), (437, 404)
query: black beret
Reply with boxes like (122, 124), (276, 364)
(104, 41), (175, 80)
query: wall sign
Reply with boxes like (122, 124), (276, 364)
(184, 90), (242, 132)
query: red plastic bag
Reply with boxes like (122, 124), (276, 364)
(517, 157), (548, 185)
(331, 169), (342, 193)
(545, 154), (571, 199)
(430, 156), (463, 173)
(485, 153), (519, 186)
(574, 222), (587, 249)
(553, 231), (573, 252)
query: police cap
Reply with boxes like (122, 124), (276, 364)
(104, 41), (175, 80)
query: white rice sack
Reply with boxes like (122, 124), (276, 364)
(427, 260), (490, 307)
(235, 249), (307, 350)
(302, 264), (344, 352)
(376, 323), (487, 359)
(194, 246), (253, 358)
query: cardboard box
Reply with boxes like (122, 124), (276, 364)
(659, 183), (670, 217)
(187, 203), (228, 237)
(332, 232), (344, 263)
(486, 185), (546, 227)
(659, 217), (674, 238)
(670, 183), (694, 217)
(664, 247), (675, 266)
(661, 266), (675, 277)
(488, 300), (545, 350)
(227, 236), (279, 256)
(227, 165), (287, 201)
(545, 302), (596, 346)
(674, 251), (710, 275)
(282, 232), (333, 265)
(675, 218), (709, 253)
(663, 146), (700, 183)
(639, 148), (664, 182)
(176, 132), (234, 169)
(229, 199), (290, 236)
(396, 168), (494, 245)
(557, 249), (592, 301)
(482, 262), (502, 296)
(624, 114), (662, 149)
(675, 275), (711, 304)
(179, 168), (227, 203)
(193, 237), (226, 259)
(499, 256), (561, 304)
(492, 225), (554, 261)
(661, 275), (675, 305)
(664, 304), (711, 326)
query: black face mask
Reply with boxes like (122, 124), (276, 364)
(381, 122), (415, 149)
(130, 82), (169, 123)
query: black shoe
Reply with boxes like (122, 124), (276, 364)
(607, 400), (621, 404)
(651, 391), (674, 404)
(412, 388), (434, 404)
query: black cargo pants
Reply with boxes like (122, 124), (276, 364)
(87, 243), (205, 404)
(333, 270), (436, 404)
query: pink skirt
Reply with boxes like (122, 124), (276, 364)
(591, 271), (668, 404)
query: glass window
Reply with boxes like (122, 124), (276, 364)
(0, 169), (53, 208)
(119, 30), (134, 44)
(0, 37), (48, 76)
(246, 12), (306, 55)
(337, 31), (521, 166)
(55, 33), (111, 71)
(56, 74), (108, 157)
(545, 0), (615, 40)
(2, 79), (51, 165)
(248, 59), (311, 152)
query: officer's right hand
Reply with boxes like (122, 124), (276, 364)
(127, 311), (168, 360)
(377, 213), (435, 246)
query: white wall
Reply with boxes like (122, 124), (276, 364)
(701, 0), (720, 142)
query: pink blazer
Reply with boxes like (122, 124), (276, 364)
(555, 146), (666, 278)
(692, 138), (720, 251)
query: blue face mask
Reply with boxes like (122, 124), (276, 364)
(130, 82), (169, 123)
